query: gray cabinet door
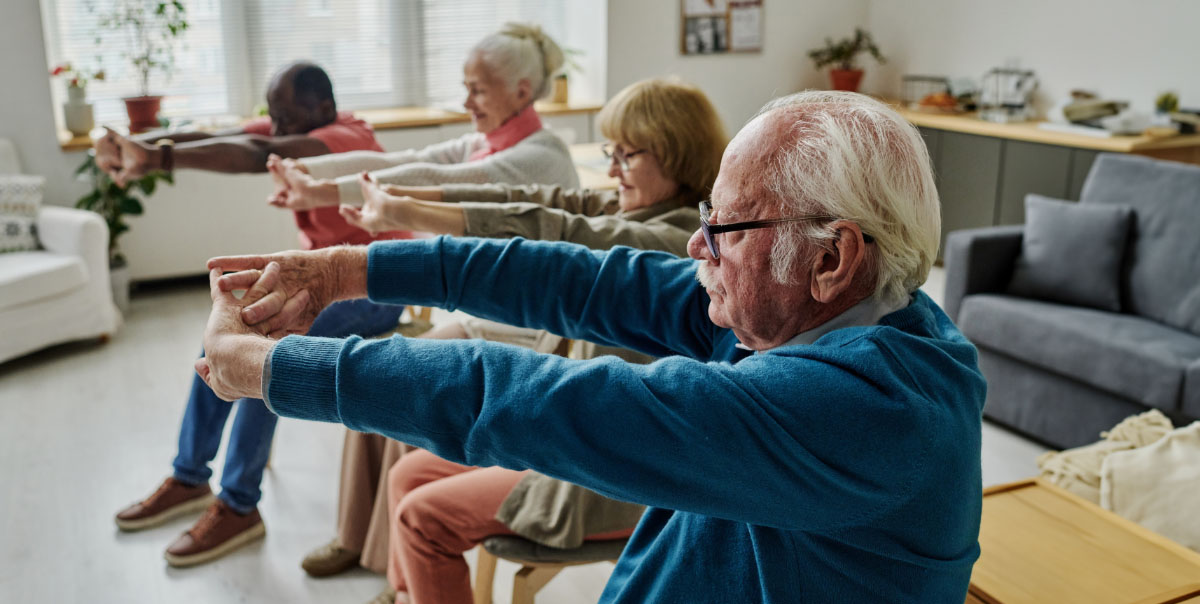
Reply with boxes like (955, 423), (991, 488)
(996, 140), (1072, 224)
(918, 127), (942, 187)
(937, 131), (1002, 260)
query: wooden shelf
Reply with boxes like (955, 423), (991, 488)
(889, 102), (1200, 158)
(58, 101), (603, 152)
(354, 106), (470, 129)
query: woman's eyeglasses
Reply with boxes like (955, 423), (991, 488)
(601, 143), (648, 173)
(698, 199), (874, 259)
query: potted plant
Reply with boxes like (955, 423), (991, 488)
(50, 62), (106, 136)
(551, 47), (585, 104)
(92, 0), (188, 132)
(73, 153), (174, 311)
(807, 28), (885, 93)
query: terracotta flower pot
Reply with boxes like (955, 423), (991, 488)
(123, 95), (163, 133)
(829, 69), (864, 92)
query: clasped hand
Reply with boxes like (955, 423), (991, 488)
(197, 247), (359, 401)
(338, 172), (415, 236)
(266, 154), (339, 210)
(94, 127), (155, 187)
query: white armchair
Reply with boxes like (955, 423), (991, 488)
(0, 139), (121, 364)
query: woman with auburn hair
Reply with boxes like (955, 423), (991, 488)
(307, 78), (727, 604)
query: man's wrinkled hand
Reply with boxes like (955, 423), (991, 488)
(195, 268), (277, 402)
(207, 247), (363, 338)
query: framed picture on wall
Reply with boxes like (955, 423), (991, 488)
(681, 0), (762, 55)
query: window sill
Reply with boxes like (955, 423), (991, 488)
(58, 100), (603, 152)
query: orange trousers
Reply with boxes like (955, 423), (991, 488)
(385, 450), (529, 603)
(385, 450), (634, 604)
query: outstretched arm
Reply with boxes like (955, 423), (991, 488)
(361, 237), (717, 359)
(300, 135), (474, 180)
(209, 236), (717, 361)
(260, 322), (931, 532)
(171, 134), (331, 173)
(96, 128), (331, 185)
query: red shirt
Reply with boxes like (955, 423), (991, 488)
(243, 112), (411, 249)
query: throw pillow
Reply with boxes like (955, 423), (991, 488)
(1007, 194), (1133, 312)
(0, 174), (45, 253)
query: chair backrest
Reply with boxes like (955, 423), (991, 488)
(0, 139), (22, 174)
(1079, 153), (1200, 335)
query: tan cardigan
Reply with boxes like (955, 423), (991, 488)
(439, 182), (701, 548)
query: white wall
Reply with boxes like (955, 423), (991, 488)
(7, 0), (1199, 279)
(606, 0), (870, 132)
(863, 0), (1200, 116)
(0, 1), (91, 208)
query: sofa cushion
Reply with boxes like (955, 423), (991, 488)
(1079, 154), (1200, 335)
(959, 294), (1200, 412)
(0, 175), (44, 253)
(1007, 195), (1132, 312)
(0, 251), (87, 311)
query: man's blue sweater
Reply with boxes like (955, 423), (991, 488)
(265, 236), (986, 603)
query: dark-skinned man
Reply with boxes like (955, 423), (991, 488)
(106, 62), (412, 567)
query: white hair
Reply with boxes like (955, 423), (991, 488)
(753, 91), (941, 306)
(471, 23), (565, 100)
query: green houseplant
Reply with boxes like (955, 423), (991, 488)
(91, 0), (189, 132)
(807, 28), (885, 92)
(74, 153), (173, 309)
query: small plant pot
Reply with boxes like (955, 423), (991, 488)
(552, 76), (569, 104)
(63, 86), (95, 136)
(829, 69), (864, 92)
(123, 95), (163, 133)
(109, 260), (131, 314)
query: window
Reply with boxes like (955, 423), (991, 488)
(421, 0), (567, 109)
(40, 0), (584, 130)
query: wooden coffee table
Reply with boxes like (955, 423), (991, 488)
(967, 479), (1200, 604)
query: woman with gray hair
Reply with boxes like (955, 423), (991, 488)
(267, 22), (577, 208)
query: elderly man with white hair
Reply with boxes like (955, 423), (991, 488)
(199, 91), (986, 603)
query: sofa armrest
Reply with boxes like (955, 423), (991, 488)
(943, 225), (1024, 322)
(36, 205), (112, 289)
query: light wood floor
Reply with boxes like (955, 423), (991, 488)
(0, 267), (1047, 603)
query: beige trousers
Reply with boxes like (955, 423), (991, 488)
(336, 430), (411, 573)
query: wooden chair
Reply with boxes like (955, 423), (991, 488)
(472, 535), (628, 604)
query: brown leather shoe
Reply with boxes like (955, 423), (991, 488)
(115, 477), (215, 532)
(301, 538), (361, 577)
(163, 500), (266, 568)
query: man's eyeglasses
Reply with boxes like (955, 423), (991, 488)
(601, 143), (647, 173)
(698, 199), (874, 260)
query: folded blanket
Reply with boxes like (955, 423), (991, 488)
(1036, 409), (1173, 503)
(1100, 422), (1200, 552)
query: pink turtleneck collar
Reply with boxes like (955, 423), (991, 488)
(469, 104), (543, 160)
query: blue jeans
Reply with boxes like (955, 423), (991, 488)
(172, 298), (405, 513)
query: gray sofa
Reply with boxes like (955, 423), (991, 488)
(944, 153), (1200, 448)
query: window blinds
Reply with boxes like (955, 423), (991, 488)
(40, 0), (571, 128)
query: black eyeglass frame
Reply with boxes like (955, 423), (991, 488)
(698, 200), (874, 260)
(600, 142), (648, 173)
